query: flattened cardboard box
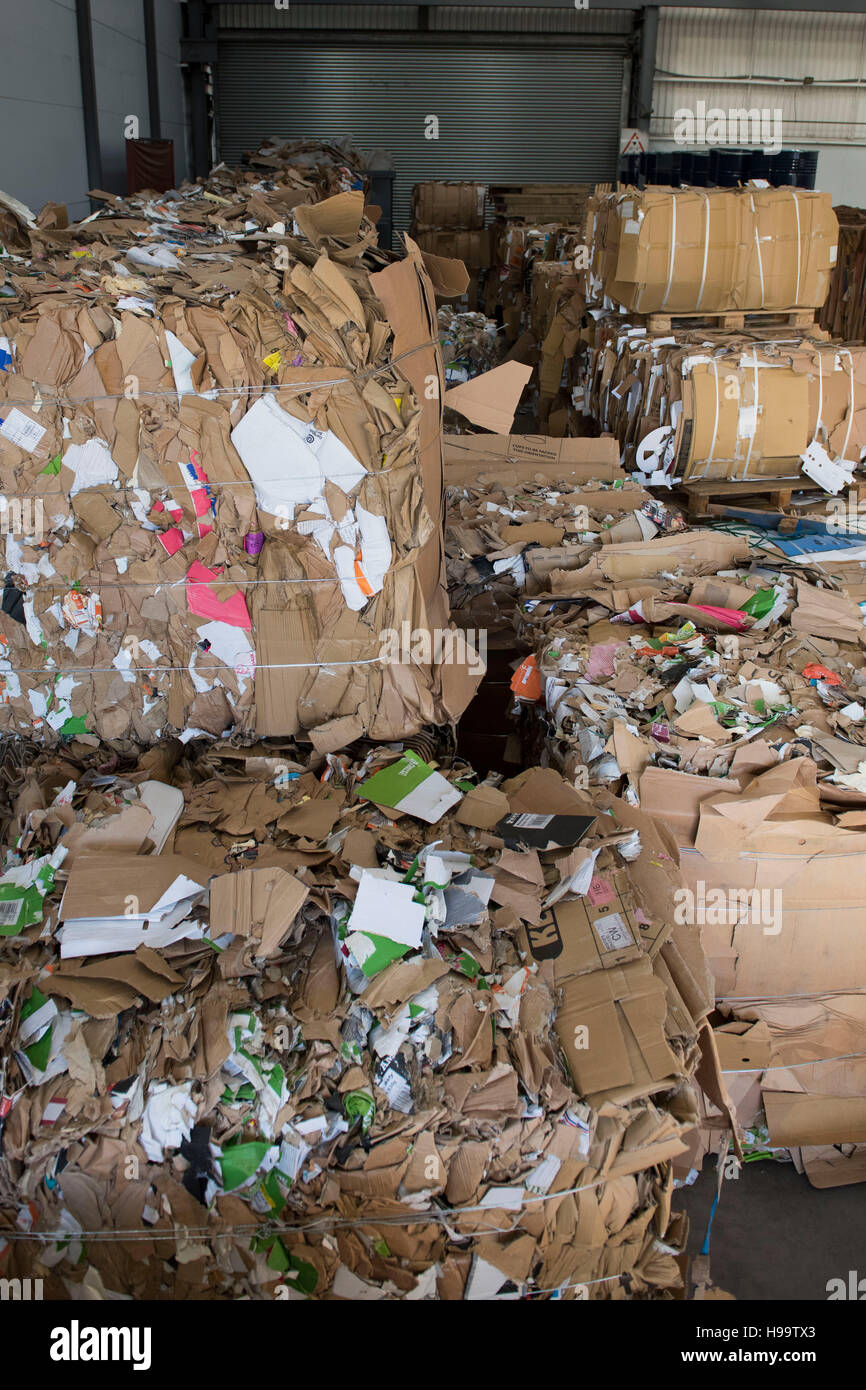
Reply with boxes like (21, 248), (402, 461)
(444, 432), (622, 485)
(555, 955), (682, 1101)
(522, 868), (644, 982)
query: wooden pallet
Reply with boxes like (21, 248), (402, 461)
(676, 476), (838, 516)
(643, 308), (817, 334)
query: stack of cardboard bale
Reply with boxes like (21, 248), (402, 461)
(821, 204), (866, 341)
(411, 182), (491, 308)
(469, 186), (866, 1194)
(0, 162), (479, 752)
(0, 159), (724, 1302)
(486, 222), (584, 350)
(564, 184), (866, 500)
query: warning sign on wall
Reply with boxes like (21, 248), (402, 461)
(620, 128), (648, 155)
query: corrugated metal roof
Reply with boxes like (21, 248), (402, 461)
(216, 4), (634, 34)
(653, 6), (866, 145)
(217, 4), (420, 28)
(430, 7), (634, 33)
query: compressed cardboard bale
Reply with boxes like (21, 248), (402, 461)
(415, 229), (492, 270)
(582, 323), (866, 484)
(411, 182), (487, 232)
(0, 737), (704, 1300)
(0, 160), (482, 746)
(588, 184), (838, 314)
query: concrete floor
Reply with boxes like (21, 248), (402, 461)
(676, 1160), (865, 1300)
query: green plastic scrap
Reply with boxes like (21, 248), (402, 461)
(217, 1139), (272, 1192)
(739, 587), (777, 620)
(253, 1237), (319, 1295)
(19, 986), (54, 1073)
(344, 1089), (375, 1134)
(354, 931), (410, 977)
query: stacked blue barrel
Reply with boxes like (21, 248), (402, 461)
(619, 148), (818, 190)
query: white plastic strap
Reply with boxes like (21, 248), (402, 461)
(750, 193), (765, 308)
(661, 192), (677, 310)
(695, 192), (710, 311)
(707, 358), (721, 467)
(742, 352), (760, 478)
(839, 347), (856, 463)
(792, 190), (801, 305)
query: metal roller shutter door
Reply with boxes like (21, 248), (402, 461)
(215, 40), (626, 239)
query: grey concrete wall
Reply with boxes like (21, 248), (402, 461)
(0, 0), (189, 223)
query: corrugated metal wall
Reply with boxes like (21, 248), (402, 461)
(215, 39), (627, 240)
(653, 5), (866, 147)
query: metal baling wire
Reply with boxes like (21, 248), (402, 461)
(2, 330), (440, 492)
(16, 336), (439, 407)
(1, 1172), (617, 1244)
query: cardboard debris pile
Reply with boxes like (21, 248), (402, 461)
(486, 223), (583, 349)
(820, 204), (866, 342)
(444, 431), (685, 646)
(438, 305), (505, 386)
(238, 136), (368, 189)
(0, 163), (480, 749)
(411, 183), (492, 275)
(582, 322), (866, 489)
(0, 735), (716, 1299)
(503, 476), (866, 1184)
(587, 185), (838, 315)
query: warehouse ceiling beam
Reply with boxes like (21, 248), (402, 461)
(630, 3), (658, 130)
(143, 0), (162, 140)
(183, 0), (216, 179)
(75, 0), (103, 210)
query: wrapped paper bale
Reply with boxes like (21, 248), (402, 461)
(584, 324), (866, 487)
(588, 185), (838, 315)
(411, 182), (487, 232)
(0, 173), (480, 747)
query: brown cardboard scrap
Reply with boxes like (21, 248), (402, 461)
(209, 865), (309, 957)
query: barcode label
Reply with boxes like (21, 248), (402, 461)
(508, 813), (553, 829)
(0, 898), (22, 927)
